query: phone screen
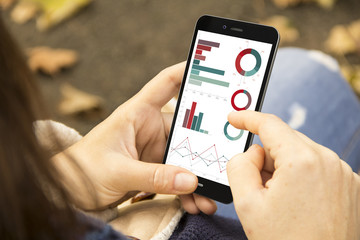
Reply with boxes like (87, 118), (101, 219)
(163, 16), (278, 203)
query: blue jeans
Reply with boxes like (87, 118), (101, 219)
(217, 47), (360, 220)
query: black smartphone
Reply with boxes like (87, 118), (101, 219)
(163, 15), (279, 203)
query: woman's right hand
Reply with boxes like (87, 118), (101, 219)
(226, 111), (360, 240)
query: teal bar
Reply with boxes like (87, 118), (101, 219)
(195, 112), (203, 131)
(200, 129), (204, 133)
(191, 116), (198, 130)
(192, 64), (225, 76)
(191, 69), (200, 75)
(193, 59), (200, 65)
(190, 74), (229, 87)
(189, 79), (202, 86)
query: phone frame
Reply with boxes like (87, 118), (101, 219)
(163, 15), (279, 204)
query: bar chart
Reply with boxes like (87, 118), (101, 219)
(182, 101), (209, 134)
(189, 39), (229, 88)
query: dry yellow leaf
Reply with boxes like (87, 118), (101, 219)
(340, 64), (360, 95)
(340, 65), (353, 82)
(35, 0), (91, 31)
(315, 0), (336, 9)
(272, 0), (335, 9)
(261, 16), (299, 43)
(27, 47), (78, 76)
(58, 83), (104, 116)
(11, 1), (39, 24)
(348, 19), (360, 46)
(0, 0), (16, 10)
(325, 20), (360, 55)
(352, 75), (360, 95)
(272, 0), (304, 8)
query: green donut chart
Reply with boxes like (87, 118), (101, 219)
(235, 48), (261, 77)
(224, 121), (244, 141)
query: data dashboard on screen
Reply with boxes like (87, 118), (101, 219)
(165, 30), (272, 186)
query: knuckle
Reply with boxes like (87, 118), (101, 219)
(152, 166), (170, 193)
(259, 114), (283, 132)
(266, 113), (282, 122)
(295, 148), (320, 170)
(234, 195), (255, 217)
(340, 160), (354, 178)
(227, 155), (244, 175)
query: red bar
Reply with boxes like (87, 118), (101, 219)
(196, 49), (202, 55)
(197, 44), (211, 51)
(194, 55), (206, 61)
(182, 109), (190, 128)
(186, 102), (197, 129)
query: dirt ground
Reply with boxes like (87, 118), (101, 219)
(2, 0), (360, 134)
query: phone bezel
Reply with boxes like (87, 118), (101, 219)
(163, 15), (279, 204)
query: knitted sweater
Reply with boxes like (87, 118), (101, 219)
(81, 212), (247, 240)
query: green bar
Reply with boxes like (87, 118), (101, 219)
(191, 116), (198, 130)
(200, 129), (204, 133)
(189, 79), (202, 86)
(195, 112), (203, 131)
(191, 69), (200, 75)
(193, 59), (200, 65)
(192, 64), (225, 76)
(190, 74), (229, 87)
(204, 130), (208, 134)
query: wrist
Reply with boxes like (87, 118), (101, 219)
(51, 146), (96, 210)
(354, 172), (360, 238)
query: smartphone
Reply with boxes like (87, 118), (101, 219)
(163, 15), (279, 203)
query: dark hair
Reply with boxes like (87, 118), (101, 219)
(0, 16), (84, 239)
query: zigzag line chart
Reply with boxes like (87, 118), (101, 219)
(169, 137), (229, 173)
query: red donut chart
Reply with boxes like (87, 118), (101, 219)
(235, 48), (261, 77)
(231, 89), (252, 111)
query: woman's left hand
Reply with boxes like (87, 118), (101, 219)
(54, 62), (217, 214)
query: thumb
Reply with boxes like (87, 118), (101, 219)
(122, 160), (198, 195)
(227, 144), (265, 201)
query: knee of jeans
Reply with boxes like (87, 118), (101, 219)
(277, 47), (340, 73)
(307, 50), (340, 72)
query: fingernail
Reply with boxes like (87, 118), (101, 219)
(174, 173), (196, 192)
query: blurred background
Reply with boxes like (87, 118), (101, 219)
(1, 0), (359, 134)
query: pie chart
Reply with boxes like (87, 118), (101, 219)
(235, 48), (261, 77)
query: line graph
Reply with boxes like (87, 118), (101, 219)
(169, 137), (229, 173)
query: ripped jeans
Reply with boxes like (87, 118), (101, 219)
(217, 47), (360, 220)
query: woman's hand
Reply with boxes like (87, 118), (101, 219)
(53, 62), (216, 214)
(226, 111), (360, 239)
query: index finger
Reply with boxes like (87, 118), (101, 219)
(228, 111), (303, 161)
(137, 61), (186, 108)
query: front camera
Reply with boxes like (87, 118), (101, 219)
(223, 25), (227, 29)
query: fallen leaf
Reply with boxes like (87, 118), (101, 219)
(315, 0), (336, 9)
(11, 1), (39, 24)
(33, 0), (91, 31)
(58, 83), (104, 116)
(272, 0), (304, 8)
(348, 19), (360, 52)
(340, 64), (360, 95)
(0, 0), (16, 10)
(27, 47), (78, 76)
(352, 74), (360, 95)
(261, 16), (299, 43)
(325, 19), (360, 55)
(340, 65), (353, 83)
(272, 0), (336, 9)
